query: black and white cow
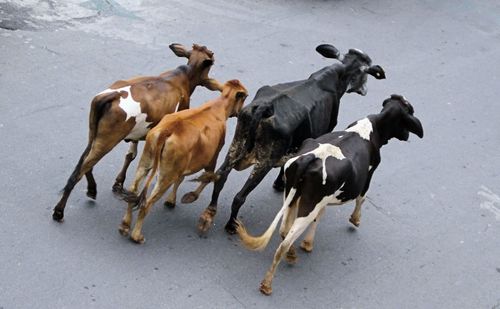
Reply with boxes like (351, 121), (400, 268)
(236, 94), (424, 295)
(187, 44), (386, 234)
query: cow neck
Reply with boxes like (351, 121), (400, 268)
(366, 111), (397, 148)
(185, 64), (208, 95)
(312, 64), (348, 95)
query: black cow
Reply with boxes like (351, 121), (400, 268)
(236, 94), (424, 295)
(184, 44), (385, 234)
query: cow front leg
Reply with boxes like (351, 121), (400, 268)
(163, 176), (184, 209)
(112, 141), (138, 193)
(198, 157), (235, 235)
(225, 162), (273, 234)
(300, 207), (325, 252)
(349, 196), (365, 227)
(272, 167), (285, 192)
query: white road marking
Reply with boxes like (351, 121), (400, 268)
(478, 185), (500, 221)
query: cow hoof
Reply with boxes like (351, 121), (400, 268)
(52, 209), (64, 222)
(86, 189), (97, 200)
(164, 201), (176, 209)
(181, 192), (198, 204)
(349, 216), (360, 227)
(118, 224), (130, 237)
(300, 240), (313, 253)
(197, 207), (216, 235)
(112, 183), (122, 193)
(272, 180), (285, 192)
(285, 247), (298, 264)
(259, 281), (273, 296)
(130, 233), (145, 244)
(224, 221), (237, 235)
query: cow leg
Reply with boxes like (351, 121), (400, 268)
(272, 167), (285, 192)
(300, 207), (326, 252)
(349, 196), (365, 227)
(279, 197), (299, 264)
(225, 162), (273, 234)
(259, 205), (323, 295)
(163, 176), (185, 209)
(198, 156), (235, 234)
(119, 150), (154, 237)
(181, 179), (209, 204)
(112, 141), (138, 192)
(130, 176), (174, 244)
(85, 169), (97, 199)
(53, 137), (122, 222)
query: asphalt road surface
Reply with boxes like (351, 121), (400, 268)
(1, 0), (499, 308)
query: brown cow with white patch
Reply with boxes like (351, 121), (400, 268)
(52, 43), (218, 222)
(116, 79), (248, 244)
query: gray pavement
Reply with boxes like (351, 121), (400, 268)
(1, 0), (499, 308)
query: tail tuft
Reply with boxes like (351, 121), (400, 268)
(236, 219), (269, 251)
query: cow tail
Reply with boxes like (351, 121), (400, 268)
(129, 130), (170, 209)
(236, 187), (297, 251)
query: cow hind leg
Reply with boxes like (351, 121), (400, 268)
(300, 207), (326, 252)
(112, 141), (138, 192)
(130, 177), (174, 244)
(85, 169), (97, 199)
(119, 153), (154, 237)
(279, 198), (299, 264)
(259, 207), (321, 295)
(163, 176), (185, 209)
(272, 167), (285, 192)
(225, 162), (273, 234)
(53, 138), (119, 222)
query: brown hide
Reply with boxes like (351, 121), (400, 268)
(119, 80), (248, 243)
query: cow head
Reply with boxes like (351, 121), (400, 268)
(169, 43), (215, 81)
(224, 80), (248, 117)
(380, 94), (424, 141)
(316, 44), (385, 96)
(204, 79), (248, 117)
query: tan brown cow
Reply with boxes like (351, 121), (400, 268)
(116, 79), (248, 244)
(53, 43), (218, 222)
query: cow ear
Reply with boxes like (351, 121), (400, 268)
(365, 65), (386, 79)
(169, 43), (191, 58)
(235, 91), (247, 100)
(316, 44), (341, 59)
(404, 114), (424, 138)
(202, 78), (223, 92)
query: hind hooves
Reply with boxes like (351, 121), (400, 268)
(164, 201), (176, 209)
(86, 190), (97, 200)
(52, 209), (64, 222)
(259, 281), (273, 296)
(285, 247), (298, 264)
(349, 216), (360, 227)
(224, 220), (238, 235)
(181, 192), (198, 204)
(300, 240), (313, 253)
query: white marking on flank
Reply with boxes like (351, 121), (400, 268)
(346, 118), (373, 140)
(478, 185), (500, 221)
(285, 143), (346, 185)
(98, 86), (152, 140)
